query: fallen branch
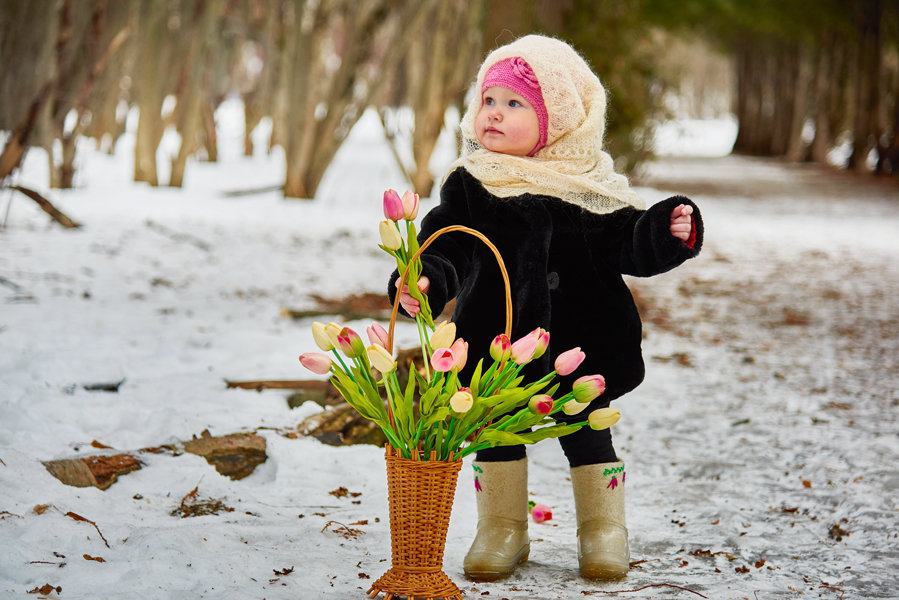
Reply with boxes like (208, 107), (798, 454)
(65, 511), (110, 548)
(7, 185), (81, 228)
(0, 276), (36, 303)
(225, 379), (321, 391)
(145, 220), (211, 251)
(582, 583), (709, 598)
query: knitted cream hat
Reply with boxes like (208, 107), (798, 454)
(452, 35), (644, 214)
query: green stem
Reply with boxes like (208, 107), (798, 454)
(443, 417), (457, 460)
(416, 316), (432, 379)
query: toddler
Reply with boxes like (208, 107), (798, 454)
(389, 35), (702, 581)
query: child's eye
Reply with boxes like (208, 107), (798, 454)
(509, 99), (522, 107)
(484, 97), (495, 106)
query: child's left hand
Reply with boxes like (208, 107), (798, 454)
(669, 204), (693, 241)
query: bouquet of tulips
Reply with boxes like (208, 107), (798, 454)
(298, 189), (619, 461)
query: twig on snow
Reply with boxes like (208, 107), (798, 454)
(582, 583), (709, 598)
(65, 511), (110, 548)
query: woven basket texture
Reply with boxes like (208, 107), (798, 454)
(367, 447), (464, 600)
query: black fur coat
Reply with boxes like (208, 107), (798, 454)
(388, 167), (703, 418)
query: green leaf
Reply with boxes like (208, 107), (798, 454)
(469, 359), (484, 395)
(477, 429), (535, 447)
(518, 423), (583, 443)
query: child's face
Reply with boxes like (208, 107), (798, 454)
(475, 86), (541, 157)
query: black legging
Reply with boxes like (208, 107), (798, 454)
(474, 423), (618, 467)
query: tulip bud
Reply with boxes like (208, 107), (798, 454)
(299, 352), (332, 375)
(379, 220), (402, 250)
(489, 334), (511, 362)
(587, 407), (621, 431)
(383, 189), (404, 221)
(325, 322), (343, 349)
(529, 502), (553, 523)
(401, 189), (420, 220)
(572, 374), (606, 403)
(429, 320), (457, 351)
(430, 347), (456, 372)
(366, 344), (396, 374)
(450, 338), (468, 371)
(530, 327), (550, 359)
(562, 399), (590, 415)
(337, 327), (365, 358)
(366, 322), (389, 348)
(554, 347), (585, 376)
(528, 395), (554, 416)
(449, 388), (473, 413)
(311, 321), (333, 351)
(510, 333), (539, 364)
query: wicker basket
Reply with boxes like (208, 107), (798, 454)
(368, 225), (512, 600)
(367, 446), (464, 600)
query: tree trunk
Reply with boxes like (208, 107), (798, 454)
(169, 0), (222, 187)
(809, 33), (834, 164)
(849, 0), (883, 172)
(785, 46), (812, 162)
(133, 0), (171, 185)
(282, 0), (434, 199)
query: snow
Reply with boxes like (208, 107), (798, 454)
(2, 103), (898, 599)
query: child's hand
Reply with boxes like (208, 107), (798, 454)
(395, 276), (430, 316)
(669, 204), (693, 241)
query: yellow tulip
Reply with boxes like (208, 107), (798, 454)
(325, 322), (343, 349)
(366, 344), (396, 374)
(449, 389), (473, 413)
(587, 407), (621, 431)
(379, 220), (402, 250)
(562, 399), (590, 415)
(429, 320), (457, 350)
(311, 321), (333, 351)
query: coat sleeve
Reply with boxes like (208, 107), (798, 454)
(387, 169), (475, 317)
(613, 195), (703, 277)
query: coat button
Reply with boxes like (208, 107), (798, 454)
(547, 271), (560, 290)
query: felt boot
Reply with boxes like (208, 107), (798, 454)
(570, 461), (629, 579)
(463, 458), (530, 581)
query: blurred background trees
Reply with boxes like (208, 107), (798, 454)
(1, 0), (897, 200)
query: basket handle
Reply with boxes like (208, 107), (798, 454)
(386, 225), (512, 353)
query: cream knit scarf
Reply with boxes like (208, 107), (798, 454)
(450, 35), (645, 215)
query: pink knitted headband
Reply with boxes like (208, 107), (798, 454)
(481, 57), (548, 156)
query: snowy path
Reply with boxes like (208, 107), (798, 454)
(1, 146), (897, 599)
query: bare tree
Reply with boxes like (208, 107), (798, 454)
(279, 0), (435, 199)
(168, 0), (226, 187)
(380, 0), (485, 196)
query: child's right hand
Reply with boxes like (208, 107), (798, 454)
(395, 276), (430, 316)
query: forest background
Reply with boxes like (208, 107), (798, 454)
(1, 0), (897, 204)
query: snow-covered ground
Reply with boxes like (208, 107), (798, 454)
(1, 103), (897, 599)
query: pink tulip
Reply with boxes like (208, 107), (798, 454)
(528, 395), (554, 416)
(489, 334), (511, 362)
(510, 333), (539, 364)
(530, 327), (550, 359)
(299, 352), (332, 375)
(366, 322), (389, 348)
(401, 189), (419, 220)
(554, 347), (585, 376)
(383, 189), (404, 221)
(430, 347), (457, 372)
(530, 503), (553, 523)
(337, 327), (365, 358)
(573, 374), (606, 403)
(450, 338), (468, 371)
